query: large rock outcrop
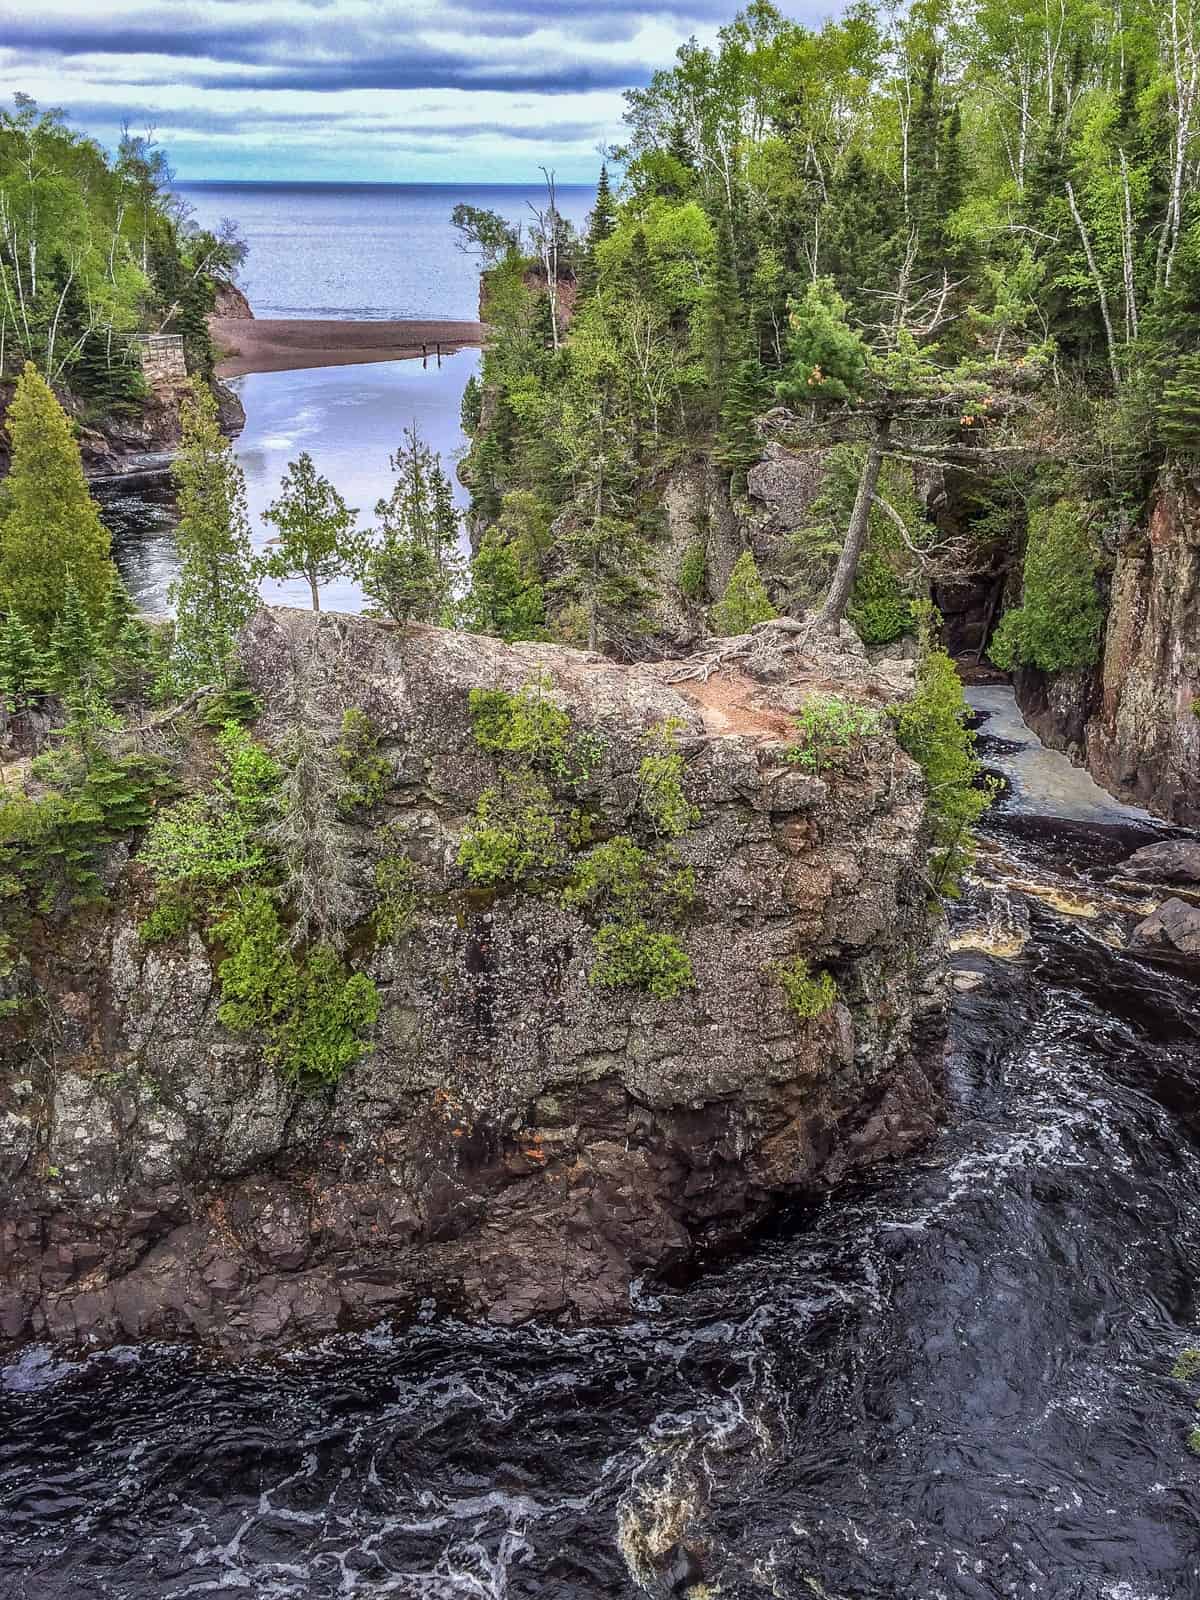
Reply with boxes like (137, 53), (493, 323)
(0, 612), (947, 1353)
(1015, 481), (1200, 824)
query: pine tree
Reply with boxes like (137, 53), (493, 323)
(261, 451), (359, 611)
(0, 363), (117, 641)
(44, 574), (109, 706)
(776, 279), (868, 406)
(0, 613), (44, 714)
(169, 379), (260, 687)
(463, 529), (545, 641)
(1157, 354), (1200, 460)
(710, 551), (776, 635)
(576, 164), (619, 302)
(702, 210), (745, 419)
(716, 355), (766, 490)
(359, 427), (461, 625)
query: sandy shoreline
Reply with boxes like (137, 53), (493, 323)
(211, 317), (485, 378)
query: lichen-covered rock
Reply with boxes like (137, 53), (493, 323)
(0, 610), (948, 1353)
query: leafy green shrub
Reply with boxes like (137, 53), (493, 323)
(987, 501), (1105, 674)
(214, 889), (378, 1085)
(892, 611), (997, 894)
(138, 892), (196, 945)
(590, 920), (693, 999)
(457, 775), (563, 888)
(710, 550), (775, 635)
(337, 707), (389, 811)
(848, 548), (913, 645)
(679, 540), (708, 601)
(140, 721), (280, 892)
(787, 696), (882, 775)
(468, 678), (570, 770)
(637, 719), (699, 838)
(773, 956), (837, 1018)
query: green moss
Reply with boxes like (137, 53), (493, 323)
(590, 920), (693, 999)
(787, 695), (882, 775)
(1172, 1348), (1200, 1382)
(773, 956), (837, 1018)
(336, 708), (390, 812)
(373, 842), (420, 943)
(1188, 1426), (1200, 1458)
(138, 892), (196, 945)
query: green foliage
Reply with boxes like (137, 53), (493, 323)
(457, 774), (563, 888)
(679, 540), (708, 601)
(0, 612), (43, 714)
(468, 679), (570, 769)
(138, 891), (196, 945)
(988, 501), (1106, 675)
(710, 550), (775, 635)
(139, 720), (280, 893)
(197, 679), (261, 728)
(589, 921), (692, 1000)
(463, 528), (545, 642)
(373, 840), (419, 943)
(1172, 1348), (1200, 1382)
(0, 363), (116, 641)
(848, 548), (914, 646)
(260, 451), (358, 610)
(169, 379), (260, 688)
(0, 752), (171, 914)
(787, 696), (882, 775)
(359, 426), (463, 626)
(1157, 355), (1200, 462)
(773, 956), (837, 1019)
(637, 719), (699, 838)
(213, 889), (378, 1086)
(336, 708), (389, 812)
(777, 279), (868, 407)
(893, 610), (996, 895)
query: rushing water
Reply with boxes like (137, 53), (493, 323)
(3, 692), (1199, 1599)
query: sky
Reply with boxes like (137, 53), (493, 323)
(0, 0), (816, 183)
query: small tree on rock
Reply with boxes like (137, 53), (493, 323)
(261, 451), (358, 611)
(710, 550), (776, 635)
(169, 379), (260, 687)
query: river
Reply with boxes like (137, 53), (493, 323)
(2, 689), (1198, 1598)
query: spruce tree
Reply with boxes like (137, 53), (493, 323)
(44, 573), (109, 707)
(1157, 354), (1200, 461)
(716, 355), (766, 490)
(576, 164), (618, 301)
(169, 379), (260, 688)
(0, 363), (117, 641)
(261, 451), (359, 610)
(0, 613), (44, 714)
(463, 529), (545, 641)
(710, 550), (776, 635)
(359, 427), (461, 625)
(703, 210), (745, 420)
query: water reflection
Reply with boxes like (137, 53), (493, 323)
(98, 349), (480, 617)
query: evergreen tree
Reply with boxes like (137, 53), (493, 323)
(0, 363), (116, 641)
(168, 379), (260, 688)
(261, 451), (359, 611)
(1157, 354), (1200, 461)
(0, 613), (44, 714)
(716, 355), (767, 490)
(463, 528), (545, 641)
(710, 550), (775, 635)
(44, 573), (109, 707)
(702, 210), (745, 419)
(576, 164), (619, 301)
(359, 427), (461, 625)
(776, 279), (868, 406)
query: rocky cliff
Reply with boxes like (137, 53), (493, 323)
(0, 611), (947, 1353)
(1015, 480), (1200, 825)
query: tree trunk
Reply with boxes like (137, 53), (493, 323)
(818, 415), (890, 632)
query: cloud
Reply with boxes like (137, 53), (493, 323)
(0, 0), (749, 178)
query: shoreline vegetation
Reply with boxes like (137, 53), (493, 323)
(210, 316), (486, 378)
